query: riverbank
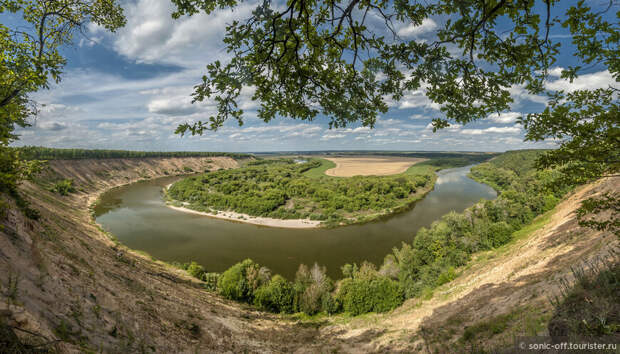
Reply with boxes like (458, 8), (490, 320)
(162, 170), (438, 229)
(2, 156), (325, 352)
(164, 159), (441, 229)
(2, 153), (616, 353)
(163, 183), (321, 228)
(166, 204), (321, 228)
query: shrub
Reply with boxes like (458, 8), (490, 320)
(217, 259), (266, 302)
(253, 275), (295, 313)
(548, 260), (620, 338)
(299, 284), (326, 315)
(436, 266), (457, 286)
(51, 179), (76, 196)
(292, 263), (335, 315)
(187, 261), (206, 280)
(487, 221), (513, 247)
(202, 273), (219, 291)
(337, 277), (403, 315)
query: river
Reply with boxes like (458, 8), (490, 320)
(94, 165), (496, 279)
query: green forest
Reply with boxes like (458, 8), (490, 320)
(167, 158), (438, 225)
(176, 150), (577, 317)
(13, 146), (252, 160)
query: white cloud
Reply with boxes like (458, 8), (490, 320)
(147, 96), (199, 115)
(508, 84), (548, 105)
(398, 89), (441, 110)
(113, 0), (257, 65)
(545, 70), (617, 92)
(548, 67), (564, 77)
(397, 19), (437, 38)
(321, 132), (346, 140)
(461, 126), (521, 135)
(486, 112), (521, 124)
(36, 121), (68, 131)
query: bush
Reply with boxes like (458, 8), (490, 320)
(436, 266), (457, 286)
(548, 260), (620, 338)
(292, 263), (335, 315)
(203, 273), (219, 291)
(254, 275), (295, 313)
(337, 277), (404, 315)
(187, 261), (206, 280)
(487, 221), (513, 247)
(217, 259), (266, 302)
(51, 179), (76, 196)
(299, 284), (327, 315)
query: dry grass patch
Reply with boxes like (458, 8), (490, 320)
(323, 156), (427, 177)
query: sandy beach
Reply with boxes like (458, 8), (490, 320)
(166, 204), (321, 228)
(165, 184), (321, 228)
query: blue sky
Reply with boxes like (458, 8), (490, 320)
(12, 0), (618, 152)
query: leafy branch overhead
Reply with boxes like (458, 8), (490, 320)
(0, 0), (126, 192)
(171, 0), (598, 134)
(172, 0), (619, 232)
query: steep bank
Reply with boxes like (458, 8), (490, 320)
(316, 177), (618, 352)
(0, 157), (322, 352)
(0, 157), (616, 352)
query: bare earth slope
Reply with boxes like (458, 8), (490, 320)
(0, 157), (322, 352)
(314, 177), (618, 353)
(0, 158), (616, 352)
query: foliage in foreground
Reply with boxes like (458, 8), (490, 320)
(180, 150), (577, 317)
(1, 1), (125, 193)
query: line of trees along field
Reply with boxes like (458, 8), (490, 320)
(13, 146), (252, 160)
(167, 158), (437, 224)
(175, 150), (576, 316)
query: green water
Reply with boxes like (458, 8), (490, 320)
(94, 165), (496, 279)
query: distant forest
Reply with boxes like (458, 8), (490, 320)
(257, 150), (500, 159)
(13, 146), (253, 160)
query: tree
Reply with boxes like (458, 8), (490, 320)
(0, 0), (125, 192)
(172, 0), (618, 232)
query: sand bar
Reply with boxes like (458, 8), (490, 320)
(166, 204), (321, 228)
(165, 184), (321, 228)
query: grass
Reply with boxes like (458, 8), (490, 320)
(302, 158), (336, 178)
(401, 162), (438, 176)
(469, 207), (555, 267)
(548, 252), (620, 338)
(5, 272), (19, 306)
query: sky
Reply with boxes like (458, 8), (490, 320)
(11, 0), (618, 152)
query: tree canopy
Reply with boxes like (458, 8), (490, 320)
(172, 0), (618, 231)
(0, 0), (125, 192)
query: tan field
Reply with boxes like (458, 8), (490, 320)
(324, 156), (427, 177)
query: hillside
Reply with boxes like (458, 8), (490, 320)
(0, 156), (617, 352)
